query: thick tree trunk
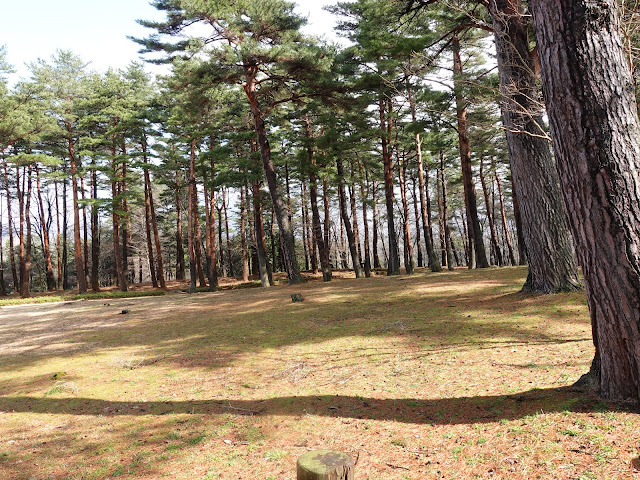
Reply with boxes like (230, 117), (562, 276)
(452, 35), (489, 269)
(531, 0), (640, 401)
(480, 157), (503, 266)
(489, 0), (581, 291)
(336, 159), (362, 278)
(244, 81), (301, 284)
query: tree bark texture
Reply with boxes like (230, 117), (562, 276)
(531, 0), (640, 401)
(489, 0), (581, 291)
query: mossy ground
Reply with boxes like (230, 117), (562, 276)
(0, 266), (638, 479)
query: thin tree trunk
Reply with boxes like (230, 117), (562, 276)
(143, 135), (166, 289)
(380, 96), (400, 275)
(495, 173), (517, 266)
(407, 79), (441, 272)
(90, 159), (100, 291)
(204, 152), (218, 290)
(252, 178), (271, 287)
(80, 175), (89, 288)
(412, 179), (423, 268)
(372, 180), (381, 269)
(240, 185), (249, 282)
(511, 177), (527, 265)
(440, 154), (455, 270)
(480, 156), (503, 266)
(143, 166), (158, 288)
(323, 177), (331, 266)
(35, 164), (55, 291)
(336, 158), (362, 278)
(308, 162), (331, 281)
(223, 189), (234, 278)
(3, 162), (18, 290)
(398, 149), (414, 274)
(175, 169), (185, 281)
(111, 148), (127, 292)
(187, 138), (198, 293)
(361, 169), (372, 278)
(453, 36), (489, 269)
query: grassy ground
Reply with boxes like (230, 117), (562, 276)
(0, 266), (638, 480)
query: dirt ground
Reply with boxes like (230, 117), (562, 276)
(0, 267), (638, 479)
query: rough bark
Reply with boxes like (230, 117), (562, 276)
(489, 0), (581, 291)
(187, 139), (198, 293)
(252, 179), (271, 287)
(531, 0), (640, 401)
(336, 158), (362, 278)
(308, 157), (332, 282)
(440, 154), (455, 270)
(360, 168), (372, 278)
(3, 162), (18, 290)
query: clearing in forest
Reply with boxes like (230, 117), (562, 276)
(0, 267), (638, 479)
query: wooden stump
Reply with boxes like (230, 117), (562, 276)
(297, 450), (354, 480)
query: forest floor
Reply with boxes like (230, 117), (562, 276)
(0, 266), (639, 480)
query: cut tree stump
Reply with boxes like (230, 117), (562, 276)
(297, 450), (354, 480)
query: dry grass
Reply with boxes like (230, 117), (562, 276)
(0, 266), (638, 480)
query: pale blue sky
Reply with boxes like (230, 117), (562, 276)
(1, 0), (339, 81)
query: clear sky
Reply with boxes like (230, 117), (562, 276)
(1, 0), (340, 81)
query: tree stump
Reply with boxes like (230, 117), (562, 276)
(297, 450), (354, 480)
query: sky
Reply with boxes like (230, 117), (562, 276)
(1, 0), (341, 82)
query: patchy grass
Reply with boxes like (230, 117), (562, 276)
(0, 266), (638, 480)
(0, 289), (165, 307)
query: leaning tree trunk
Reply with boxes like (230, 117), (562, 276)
(531, 0), (640, 401)
(244, 82), (301, 284)
(489, 0), (581, 292)
(452, 35), (489, 269)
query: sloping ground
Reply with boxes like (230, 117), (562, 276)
(0, 267), (637, 480)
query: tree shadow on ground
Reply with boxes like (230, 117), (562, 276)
(0, 386), (636, 424)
